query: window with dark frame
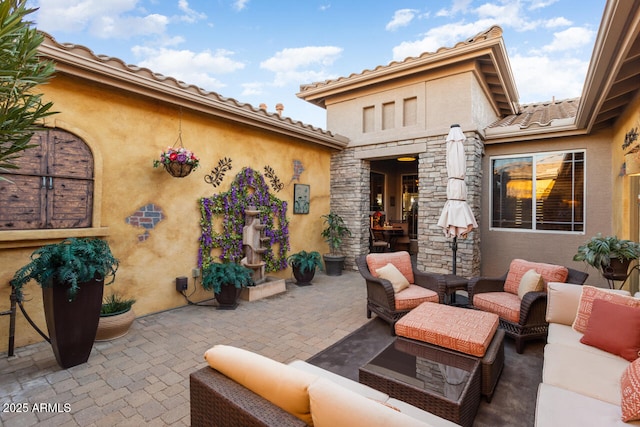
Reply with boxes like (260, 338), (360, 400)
(491, 151), (584, 232)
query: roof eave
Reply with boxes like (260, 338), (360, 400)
(37, 33), (348, 150)
(575, 0), (640, 131)
(297, 27), (519, 116)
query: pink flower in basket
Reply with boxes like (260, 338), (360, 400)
(153, 146), (200, 170)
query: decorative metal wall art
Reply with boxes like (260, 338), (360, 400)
(264, 166), (284, 192)
(204, 157), (233, 187)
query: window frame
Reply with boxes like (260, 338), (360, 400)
(489, 149), (586, 234)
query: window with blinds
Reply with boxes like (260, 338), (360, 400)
(491, 151), (584, 232)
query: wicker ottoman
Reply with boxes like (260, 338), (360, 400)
(395, 302), (505, 402)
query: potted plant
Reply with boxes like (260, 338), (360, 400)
(201, 262), (254, 309)
(287, 250), (323, 286)
(10, 237), (118, 368)
(153, 146), (199, 178)
(320, 211), (352, 276)
(573, 234), (640, 280)
(95, 293), (136, 341)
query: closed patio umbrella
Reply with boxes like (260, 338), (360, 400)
(437, 124), (478, 274)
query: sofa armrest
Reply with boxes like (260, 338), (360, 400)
(190, 367), (307, 427)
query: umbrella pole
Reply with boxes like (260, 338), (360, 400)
(450, 236), (458, 275)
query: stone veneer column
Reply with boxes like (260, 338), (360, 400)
(330, 130), (482, 276)
(416, 131), (482, 278)
(329, 148), (370, 271)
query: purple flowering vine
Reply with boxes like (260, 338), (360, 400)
(198, 167), (290, 272)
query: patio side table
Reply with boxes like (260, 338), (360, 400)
(443, 274), (469, 305)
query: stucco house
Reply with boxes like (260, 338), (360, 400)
(298, 0), (640, 291)
(0, 32), (347, 352)
(1, 0), (639, 355)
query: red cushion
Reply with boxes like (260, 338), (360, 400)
(580, 299), (640, 362)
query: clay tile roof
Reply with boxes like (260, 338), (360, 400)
(37, 33), (347, 148)
(299, 26), (504, 92)
(487, 97), (580, 130)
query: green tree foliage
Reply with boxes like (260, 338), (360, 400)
(0, 0), (56, 175)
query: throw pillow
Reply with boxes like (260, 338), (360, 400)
(366, 252), (414, 284)
(580, 299), (640, 361)
(572, 286), (640, 333)
(376, 263), (410, 293)
(621, 358), (640, 422)
(517, 269), (544, 300)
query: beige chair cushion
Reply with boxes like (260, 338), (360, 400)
(376, 263), (410, 293)
(517, 269), (544, 299)
(308, 377), (428, 427)
(204, 345), (317, 425)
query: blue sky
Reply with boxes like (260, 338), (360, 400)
(27, 0), (606, 129)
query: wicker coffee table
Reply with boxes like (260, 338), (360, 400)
(359, 338), (481, 427)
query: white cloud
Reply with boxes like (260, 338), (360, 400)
(385, 9), (418, 32)
(436, 0), (472, 17)
(544, 17), (571, 28)
(241, 82), (264, 96)
(34, 0), (168, 38)
(233, 0), (249, 11)
(177, 0), (207, 23)
(528, 0), (559, 11)
(260, 46), (342, 85)
(511, 54), (589, 103)
(261, 46), (342, 87)
(132, 46), (245, 91)
(541, 27), (595, 53)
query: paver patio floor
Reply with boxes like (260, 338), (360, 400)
(0, 270), (368, 426)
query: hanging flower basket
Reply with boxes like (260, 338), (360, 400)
(165, 161), (194, 178)
(153, 146), (199, 178)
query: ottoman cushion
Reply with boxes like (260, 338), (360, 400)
(395, 303), (499, 357)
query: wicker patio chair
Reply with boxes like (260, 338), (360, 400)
(356, 252), (447, 334)
(468, 261), (588, 354)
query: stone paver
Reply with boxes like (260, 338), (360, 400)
(0, 271), (367, 426)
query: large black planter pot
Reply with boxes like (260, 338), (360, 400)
(602, 258), (633, 281)
(323, 254), (345, 276)
(292, 266), (316, 286)
(215, 285), (241, 310)
(42, 277), (104, 369)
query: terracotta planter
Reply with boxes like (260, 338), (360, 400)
(42, 277), (104, 369)
(292, 266), (316, 286)
(215, 285), (242, 310)
(95, 309), (135, 341)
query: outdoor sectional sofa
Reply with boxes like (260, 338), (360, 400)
(190, 344), (459, 427)
(535, 282), (640, 426)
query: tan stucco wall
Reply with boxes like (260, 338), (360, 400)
(326, 66), (497, 149)
(481, 130), (613, 285)
(613, 91), (640, 238)
(0, 74), (334, 352)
